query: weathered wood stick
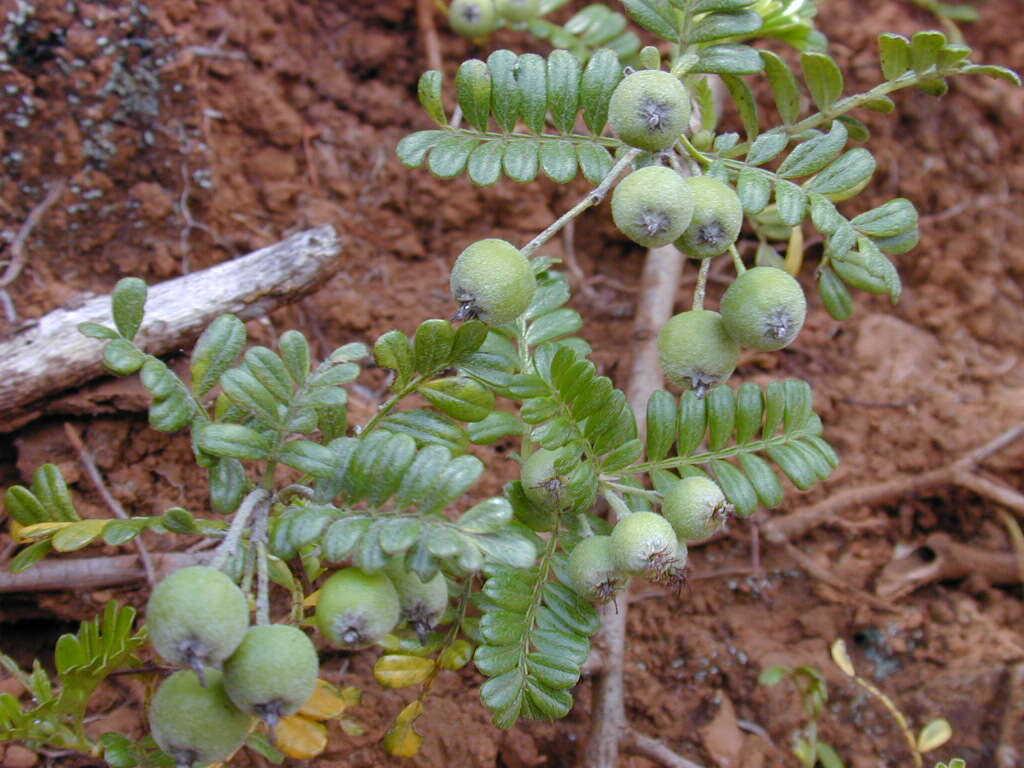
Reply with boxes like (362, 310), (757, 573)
(0, 552), (207, 593)
(0, 226), (342, 432)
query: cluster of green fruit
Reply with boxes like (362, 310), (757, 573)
(144, 563), (448, 767)
(448, 0), (540, 37)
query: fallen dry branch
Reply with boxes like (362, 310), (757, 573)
(997, 661), (1024, 768)
(0, 225), (343, 432)
(762, 424), (1024, 544)
(875, 532), (1020, 600)
(622, 727), (705, 768)
(0, 552), (206, 593)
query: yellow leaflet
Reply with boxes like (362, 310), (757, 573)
(438, 638), (474, 671)
(374, 655), (435, 689)
(274, 715), (328, 760)
(300, 679), (350, 720)
(303, 589), (320, 608)
(52, 519), (109, 552)
(12, 521), (74, 542)
(383, 722), (423, 758)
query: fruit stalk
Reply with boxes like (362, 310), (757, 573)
(211, 488), (270, 572)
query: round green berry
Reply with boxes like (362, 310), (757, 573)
(609, 511), (678, 577)
(608, 70), (691, 152)
(222, 624), (319, 729)
(316, 568), (400, 649)
(663, 476), (730, 541)
(450, 238), (536, 326)
(720, 266), (807, 351)
(146, 566), (249, 681)
(520, 448), (570, 513)
(657, 310), (741, 397)
(149, 669), (251, 768)
(449, 0), (497, 37)
(567, 535), (627, 603)
(674, 176), (744, 259)
(611, 166), (695, 248)
(496, 0), (539, 22)
(387, 561), (449, 642)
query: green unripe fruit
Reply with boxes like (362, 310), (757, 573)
(520, 448), (569, 512)
(663, 476), (730, 541)
(675, 176), (744, 259)
(608, 70), (691, 152)
(449, 0), (497, 37)
(610, 511), (678, 577)
(146, 566), (249, 681)
(149, 669), (251, 768)
(387, 561), (449, 642)
(611, 166), (695, 248)
(450, 238), (537, 326)
(720, 266), (807, 351)
(657, 310), (741, 397)
(567, 535), (627, 604)
(222, 624), (319, 729)
(316, 567), (401, 649)
(496, 0), (539, 21)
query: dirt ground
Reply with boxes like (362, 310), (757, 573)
(1, 0), (1023, 766)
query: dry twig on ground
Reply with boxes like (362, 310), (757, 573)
(0, 180), (67, 324)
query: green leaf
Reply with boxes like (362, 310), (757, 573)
(777, 120), (847, 178)
(245, 347), (294, 404)
(690, 9), (762, 44)
(323, 517), (371, 562)
(547, 49), (582, 134)
(420, 376), (496, 422)
(278, 330), (311, 386)
(774, 180), (806, 226)
(737, 168), (771, 214)
(808, 192), (842, 234)
(279, 440), (336, 478)
(815, 742), (845, 768)
(738, 453), (784, 508)
(801, 52), (844, 111)
(959, 64), (1022, 85)
(459, 497), (513, 533)
(198, 423), (272, 460)
(419, 455), (484, 514)
(878, 33), (911, 80)
(140, 359), (195, 432)
(52, 519), (108, 552)
(418, 70), (447, 126)
(488, 50), (520, 133)
(677, 390), (708, 457)
(576, 143), (614, 184)
(111, 277), (147, 341)
(850, 198), (917, 238)
(469, 411), (524, 444)
(428, 134), (479, 178)
(414, 319), (456, 375)
(694, 44), (763, 75)
(540, 141), (578, 183)
(468, 142), (504, 187)
(832, 238), (901, 301)
(526, 308), (582, 347)
(873, 229), (919, 255)
(33, 463), (79, 522)
(807, 148), (876, 199)
(706, 385), (736, 451)
(645, 389), (677, 462)
(910, 30), (945, 74)
(722, 74), (759, 142)
(837, 115), (870, 143)
(4, 486), (46, 525)
(209, 457), (247, 514)
(375, 329), (415, 387)
(734, 381), (763, 444)
(516, 53), (547, 133)
(456, 59), (492, 132)
(767, 444), (816, 490)
(221, 367), (282, 425)
(191, 314), (246, 397)
(78, 321), (119, 340)
(580, 48), (622, 135)
(622, 0), (679, 41)
(503, 140), (540, 183)
(161, 507), (198, 534)
(693, 0), (756, 10)
(817, 266), (853, 321)
(758, 665), (789, 686)
(9, 539), (53, 572)
(761, 50), (801, 124)
(746, 128), (788, 166)
(381, 410), (468, 454)
(397, 130), (447, 168)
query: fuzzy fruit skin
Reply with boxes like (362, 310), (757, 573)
(450, 239), (536, 326)
(449, 0), (497, 37)
(663, 476), (729, 541)
(611, 166), (695, 248)
(657, 310), (741, 396)
(609, 511), (678, 576)
(720, 266), (807, 351)
(146, 566), (249, 676)
(520, 448), (569, 512)
(674, 176), (744, 259)
(149, 669), (251, 768)
(496, 0), (539, 21)
(608, 70), (691, 152)
(568, 535), (627, 603)
(222, 624), (319, 726)
(387, 561), (449, 638)
(316, 568), (401, 649)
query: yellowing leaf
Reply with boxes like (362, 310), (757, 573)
(303, 589), (320, 608)
(830, 638), (855, 677)
(52, 519), (108, 552)
(374, 655), (435, 688)
(917, 718), (952, 753)
(13, 521), (73, 542)
(300, 679), (350, 720)
(394, 699), (424, 726)
(438, 638), (474, 670)
(383, 722), (423, 758)
(340, 686), (362, 707)
(274, 715), (328, 760)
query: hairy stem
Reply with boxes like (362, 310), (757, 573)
(691, 256), (712, 311)
(210, 488), (270, 572)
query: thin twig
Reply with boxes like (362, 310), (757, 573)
(63, 422), (157, 587)
(779, 540), (899, 613)
(0, 179), (66, 290)
(210, 488), (270, 572)
(996, 662), (1024, 768)
(417, 0), (443, 73)
(622, 727), (706, 768)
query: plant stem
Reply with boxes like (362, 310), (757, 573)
(691, 256), (712, 311)
(521, 148), (642, 259)
(210, 488), (270, 572)
(252, 504), (271, 625)
(360, 376), (425, 435)
(729, 244), (746, 275)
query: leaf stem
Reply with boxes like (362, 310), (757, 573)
(210, 488), (270, 572)
(521, 148), (642, 259)
(729, 244), (746, 275)
(691, 256), (712, 311)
